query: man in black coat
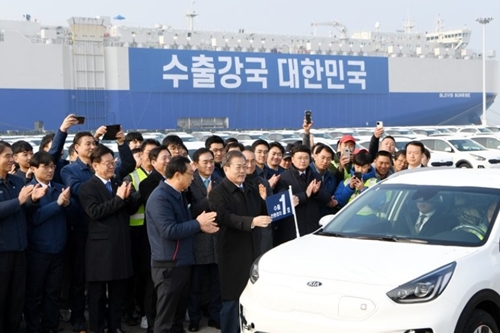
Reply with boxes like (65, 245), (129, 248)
(79, 144), (140, 333)
(187, 148), (223, 332)
(274, 145), (331, 247)
(208, 151), (272, 333)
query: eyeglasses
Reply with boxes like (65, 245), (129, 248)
(101, 161), (116, 168)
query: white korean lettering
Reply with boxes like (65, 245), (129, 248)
(245, 57), (268, 88)
(192, 55), (216, 88)
(301, 58), (324, 89)
(347, 60), (367, 90)
(162, 55), (189, 88)
(278, 58), (300, 89)
(324, 60), (345, 90)
(218, 56), (244, 89)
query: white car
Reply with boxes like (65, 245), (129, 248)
(420, 136), (500, 168)
(240, 168), (500, 332)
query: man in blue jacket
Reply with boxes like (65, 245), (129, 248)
(146, 156), (218, 333)
(24, 151), (73, 333)
(0, 141), (42, 333)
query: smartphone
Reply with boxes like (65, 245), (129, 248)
(304, 110), (312, 124)
(74, 116), (86, 124)
(376, 121), (383, 128)
(343, 148), (351, 159)
(354, 171), (363, 179)
(102, 124), (121, 140)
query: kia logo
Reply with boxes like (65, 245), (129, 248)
(307, 281), (322, 287)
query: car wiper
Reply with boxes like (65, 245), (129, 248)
(354, 235), (428, 244)
(316, 230), (349, 238)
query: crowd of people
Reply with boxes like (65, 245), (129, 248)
(0, 114), (434, 333)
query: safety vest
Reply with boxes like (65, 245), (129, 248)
(129, 168), (148, 226)
(452, 224), (487, 240)
(331, 159), (351, 181)
(344, 176), (378, 203)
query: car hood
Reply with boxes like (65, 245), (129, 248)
(260, 235), (478, 286)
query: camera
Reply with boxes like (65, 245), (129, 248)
(376, 121), (383, 128)
(304, 110), (312, 124)
(354, 171), (363, 180)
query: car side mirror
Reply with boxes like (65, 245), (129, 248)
(444, 147), (454, 153)
(318, 214), (336, 227)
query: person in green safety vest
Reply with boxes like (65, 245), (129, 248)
(328, 134), (356, 184)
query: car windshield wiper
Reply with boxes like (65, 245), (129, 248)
(353, 235), (429, 244)
(316, 230), (350, 238)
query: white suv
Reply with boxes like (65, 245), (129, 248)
(420, 136), (500, 168)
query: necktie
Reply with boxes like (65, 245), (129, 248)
(203, 178), (210, 188)
(416, 214), (427, 233)
(300, 172), (306, 180)
(238, 185), (244, 192)
(105, 181), (113, 194)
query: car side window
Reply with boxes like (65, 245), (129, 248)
(474, 138), (486, 146)
(421, 140), (434, 150)
(487, 138), (499, 149)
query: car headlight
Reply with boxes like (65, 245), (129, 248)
(387, 262), (456, 304)
(470, 154), (486, 161)
(249, 255), (262, 284)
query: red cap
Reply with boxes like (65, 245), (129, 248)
(353, 148), (368, 155)
(339, 135), (356, 144)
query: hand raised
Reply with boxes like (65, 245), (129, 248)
(268, 174), (280, 189)
(116, 182), (130, 200)
(258, 184), (267, 200)
(94, 126), (107, 140)
(60, 114), (79, 132)
(18, 185), (34, 205)
(8, 164), (16, 175)
(206, 180), (213, 196)
(312, 180), (322, 193)
(374, 127), (385, 139)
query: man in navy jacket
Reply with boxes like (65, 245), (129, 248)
(24, 151), (74, 333)
(146, 156), (218, 333)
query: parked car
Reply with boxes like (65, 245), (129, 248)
(240, 168), (500, 333)
(470, 135), (500, 150)
(420, 137), (500, 168)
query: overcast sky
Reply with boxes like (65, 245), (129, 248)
(2, 0), (500, 121)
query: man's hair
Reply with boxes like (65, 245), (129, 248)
(405, 141), (425, 154)
(193, 147), (214, 162)
(73, 132), (94, 145)
(0, 141), (11, 155)
(375, 150), (393, 160)
(291, 145), (311, 157)
(224, 137), (238, 146)
(131, 148), (142, 155)
(314, 144), (334, 158)
(381, 136), (396, 144)
(268, 141), (285, 154)
(353, 151), (372, 166)
(165, 156), (190, 179)
(225, 141), (244, 153)
(90, 144), (114, 164)
(39, 133), (55, 151)
(148, 145), (170, 162)
(12, 140), (33, 154)
(140, 139), (161, 152)
(222, 150), (245, 168)
(124, 132), (144, 144)
(251, 139), (269, 151)
(68, 144), (76, 157)
(162, 135), (184, 147)
(29, 151), (55, 168)
(394, 150), (406, 160)
(423, 148), (431, 159)
(205, 135), (225, 149)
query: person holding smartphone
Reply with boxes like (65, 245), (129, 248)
(328, 135), (356, 183)
(334, 150), (378, 208)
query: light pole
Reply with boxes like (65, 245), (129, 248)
(476, 17), (493, 126)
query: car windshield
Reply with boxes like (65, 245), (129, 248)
(320, 184), (499, 246)
(448, 139), (486, 151)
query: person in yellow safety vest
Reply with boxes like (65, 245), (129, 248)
(328, 134), (356, 184)
(334, 151), (378, 208)
(122, 138), (160, 325)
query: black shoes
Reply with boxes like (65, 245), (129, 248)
(188, 321), (199, 332)
(208, 319), (221, 329)
(122, 313), (140, 326)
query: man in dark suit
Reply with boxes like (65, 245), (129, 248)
(413, 193), (457, 237)
(79, 144), (140, 333)
(274, 145), (331, 247)
(208, 150), (272, 333)
(146, 156), (218, 333)
(187, 148), (223, 332)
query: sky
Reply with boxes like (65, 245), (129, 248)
(2, 0), (500, 121)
